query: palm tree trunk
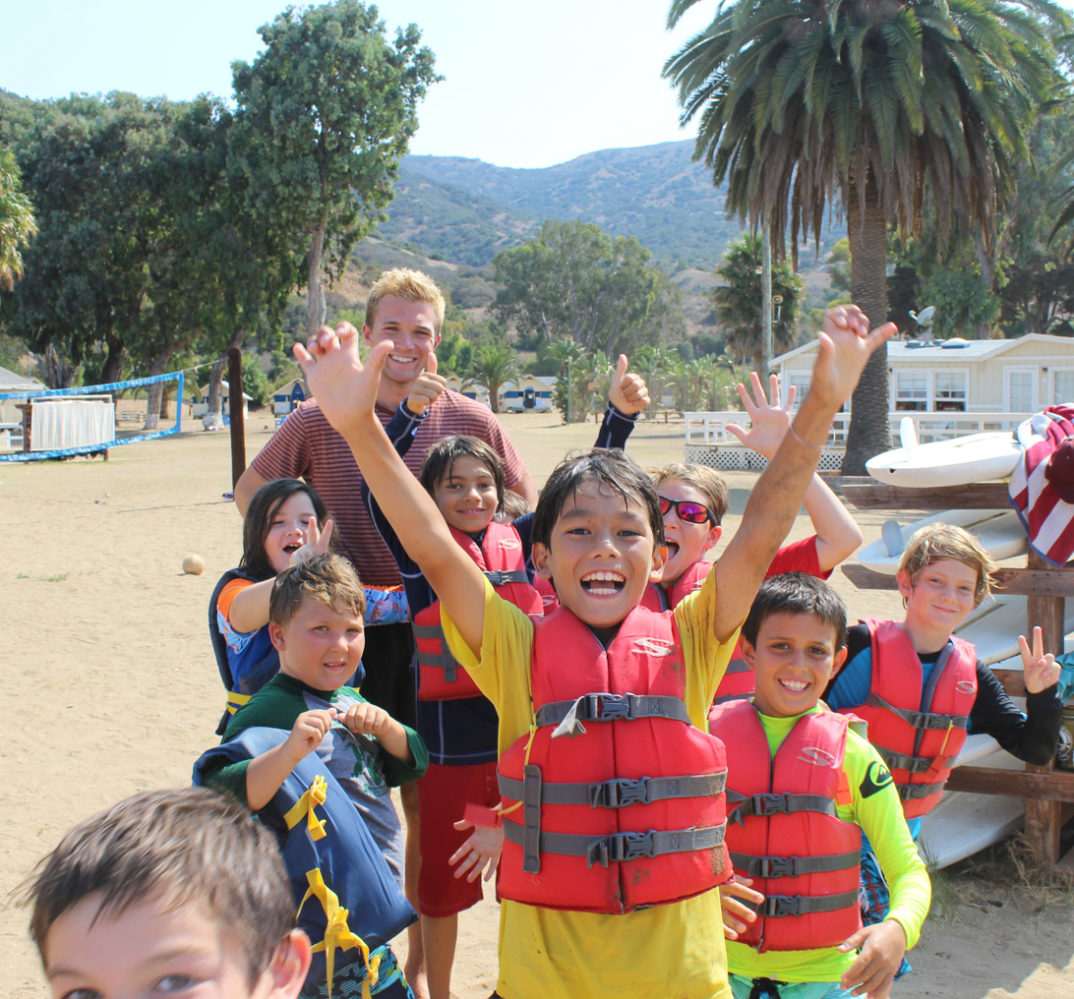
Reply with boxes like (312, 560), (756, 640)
(842, 173), (891, 475)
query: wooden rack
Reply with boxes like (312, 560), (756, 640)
(835, 477), (1074, 863)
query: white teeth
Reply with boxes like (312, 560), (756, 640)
(389, 354), (415, 363)
(780, 679), (809, 691)
(583, 571), (624, 582)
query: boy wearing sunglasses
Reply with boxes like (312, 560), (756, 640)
(645, 369), (863, 702)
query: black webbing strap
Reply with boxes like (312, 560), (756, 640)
(898, 780), (946, 800)
(730, 849), (860, 880)
(728, 792), (838, 825)
(498, 771), (726, 809)
(758, 889), (860, 918)
(483, 568), (529, 586)
(865, 691), (970, 732)
(535, 692), (692, 736)
(504, 817), (726, 870)
(412, 622), (461, 683)
(874, 744), (933, 774)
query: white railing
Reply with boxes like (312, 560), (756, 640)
(684, 411), (1030, 450)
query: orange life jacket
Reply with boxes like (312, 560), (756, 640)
(843, 618), (977, 819)
(710, 700), (861, 952)
(413, 522), (543, 701)
(497, 603), (731, 913)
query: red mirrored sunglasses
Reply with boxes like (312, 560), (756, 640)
(658, 496), (717, 525)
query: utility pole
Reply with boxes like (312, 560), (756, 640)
(762, 228), (773, 376)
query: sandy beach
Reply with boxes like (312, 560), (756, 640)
(2, 412), (1071, 998)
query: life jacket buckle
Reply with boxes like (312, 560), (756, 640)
(764, 893), (804, 918)
(585, 830), (654, 867)
(590, 777), (649, 808)
(758, 855), (797, 879)
(485, 570), (511, 586)
(755, 793), (789, 817)
(590, 693), (630, 719)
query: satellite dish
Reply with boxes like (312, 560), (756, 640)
(908, 306), (936, 329)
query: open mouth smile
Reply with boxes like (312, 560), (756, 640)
(581, 571), (626, 595)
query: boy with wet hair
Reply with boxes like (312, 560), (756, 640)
(712, 574), (930, 999)
(294, 305), (891, 999)
(25, 786), (312, 999)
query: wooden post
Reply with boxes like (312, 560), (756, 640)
(1024, 550), (1064, 862)
(227, 348), (246, 490)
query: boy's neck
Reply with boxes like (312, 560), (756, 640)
(898, 619), (951, 656)
(278, 664), (346, 697)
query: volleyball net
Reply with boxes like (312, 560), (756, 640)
(0, 370), (186, 463)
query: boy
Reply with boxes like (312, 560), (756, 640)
(711, 574), (930, 999)
(294, 305), (893, 998)
(824, 523), (1062, 938)
(648, 373), (862, 701)
(25, 786), (312, 999)
(198, 554), (429, 999)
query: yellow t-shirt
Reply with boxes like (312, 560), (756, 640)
(442, 570), (738, 999)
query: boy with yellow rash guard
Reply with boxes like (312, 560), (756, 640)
(294, 306), (893, 999)
(712, 574), (930, 999)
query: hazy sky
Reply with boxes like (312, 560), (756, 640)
(4, 0), (714, 169)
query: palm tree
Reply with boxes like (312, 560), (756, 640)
(665, 0), (1065, 472)
(468, 342), (521, 414)
(0, 149), (37, 292)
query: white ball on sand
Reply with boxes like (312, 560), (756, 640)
(183, 554), (205, 575)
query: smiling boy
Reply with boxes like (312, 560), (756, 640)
(293, 305), (891, 998)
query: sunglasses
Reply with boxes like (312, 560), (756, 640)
(658, 496), (717, 525)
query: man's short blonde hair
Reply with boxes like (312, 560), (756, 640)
(365, 268), (445, 335)
(898, 522), (997, 606)
(651, 462), (730, 525)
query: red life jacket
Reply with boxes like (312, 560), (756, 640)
(497, 603), (731, 914)
(413, 522), (543, 701)
(534, 575), (559, 612)
(843, 618), (977, 819)
(710, 701), (861, 952)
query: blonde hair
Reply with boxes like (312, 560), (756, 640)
(651, 462), (729, 525)
(898, 523), (997, 606)
(365, 268), (445, 334)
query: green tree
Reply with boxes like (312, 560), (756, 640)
(666, 0), (1066, 472)
(711, 233), (802, 372)
(230, 0), (438, 340)
(0, 148), (37, 292)
(468, 342), (521, 414)
(493, 220), (684, 358)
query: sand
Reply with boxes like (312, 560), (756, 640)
(1, 412), (1071, 998)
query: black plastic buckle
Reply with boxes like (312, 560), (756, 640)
(766, 894), (803, 917)
(754, 793), (789, 817)
(586, 831), (654, 867)
(594, 693), (630, 720)
(759, 855), (797, 879)
(590, 778), (649, 808)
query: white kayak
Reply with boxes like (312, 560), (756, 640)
(866, 418), (1022, 488)
(856, 509), (1027, 574)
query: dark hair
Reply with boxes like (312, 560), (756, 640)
(741, 572), (847, 652)
(419, 435), (505, 512)
(25, 788), (293, 985)
(241, 478), (329, 580)
(532, 449), (665, 550)
(269, 552), (366, 628)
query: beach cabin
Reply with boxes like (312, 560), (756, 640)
(272, 377), (307, 418)
(0, 365), (46, 451)
(192, 380), (251, 421)
(443, 375), (490, 408)
(499, 375), (555, 413)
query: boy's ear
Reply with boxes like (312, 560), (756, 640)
(531, 542), (552, 580)
(702, 525), (723, 554)
(268, 621), (287, 652)
(263, 928), (313, 998)
(650, 542), (668, 580)
(738, 636), (757, 669)
(895, 570), (913, 601)
(830, 645), (849, 677)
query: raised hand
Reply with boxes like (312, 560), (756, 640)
(293, 322), (393, 438)
(717, 875), (763, 940)
(405, 352), (447, 417)
(609, 354), (651, 416)
(726, 372), (797, 460)
(289, 516), (334, 566)
(1019, 626), (1061, 694)
(809, 305), (896, 413)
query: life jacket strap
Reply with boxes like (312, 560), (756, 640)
(503, 817), (727, 869)
(412, 623), (461, 683)
(874, 745), (934, 774)
(730, 849), (860, 880)
(483, 568), (529, 586)
(723, 657), (751, 675)
(283, 774), (329, 842)
(226, 690), (251, 716)
(898, 780), (946, 800)
(498, 771), (726, 809)
(298, 868), (375, 999)
(536, 692), (692, 736)
(727, 791), (838, 824)
(712, 691), (752, 705)
(758, 888), (860, 918)
(866, 692), (969, 731)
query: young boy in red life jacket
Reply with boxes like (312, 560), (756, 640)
(295, 305), (894, 999)
(823, 522), (1063, 961)
(361, 354), (650, 999)
(644, 373), (863, 702)
(712, 573), (930, 999)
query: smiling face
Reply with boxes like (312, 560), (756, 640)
(363, 295), (440, 404)
(532, 479), (664, 636)
(655, 478), (722, 586)
(432, 454), (499, 534)
(743, 610), (847, 718)
(263, 492), (318, 575)
(43, 894), (284, 999)
(270, 595), (365, 692)
(898, 557), (980, 652)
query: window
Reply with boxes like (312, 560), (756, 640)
(1053, 369), (1074, 405)
(894, 371), (928, 411)
(934, 371), (967, 411)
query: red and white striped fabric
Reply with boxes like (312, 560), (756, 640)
(1009, 405), (1074, 566)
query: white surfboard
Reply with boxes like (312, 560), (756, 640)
(917, 784), (1025, 870)
(856, 509), (1027, 574)
(953, 595), (1068, 666)
(865, 427), (1022, 489)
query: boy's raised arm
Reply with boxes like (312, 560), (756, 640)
(294, 325), (487, 653)
(713, 306), (894, 640)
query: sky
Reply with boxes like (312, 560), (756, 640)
(3, 0), (714, 170)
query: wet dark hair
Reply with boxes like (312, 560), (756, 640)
(242, 478), (329, 580)
(419, 436), (505, 512)
(25, 788), (294, 985)
(531, 449), (665, 550)
(741, 572), (847, 652)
